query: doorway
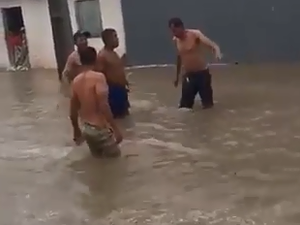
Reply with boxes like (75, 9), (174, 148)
(2, 6), (30, 71)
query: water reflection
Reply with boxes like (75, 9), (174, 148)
(0, 65), (300, 224)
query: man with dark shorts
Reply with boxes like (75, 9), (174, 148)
(70, 46), (123, 158)
(61, 31), (90, 96)
(169, 18), (222, 109)
(96, 28), (130, 118)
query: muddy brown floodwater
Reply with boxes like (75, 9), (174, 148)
(0, 64), (300, 225)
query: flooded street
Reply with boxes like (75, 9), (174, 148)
(1, 64), (300, 225)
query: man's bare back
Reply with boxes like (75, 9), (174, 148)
(70, 46), (122, 157)
(72, 70), (108, 128)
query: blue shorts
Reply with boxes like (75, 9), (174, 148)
(108, 83), (130, 118)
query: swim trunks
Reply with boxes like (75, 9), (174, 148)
(108, 83), (130, 118)
(82, 123), (120, 157)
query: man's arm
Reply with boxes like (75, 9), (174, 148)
(62, 55), (73, 81)
(195, 30), (222, 59)
(69, 83), (81, 142)
(95, 54), (106, 73)
(176, 55), (182, 81)
(95, 74), (118, 130)
(173, 37), (181, 83)
(62, 54), (79, 83)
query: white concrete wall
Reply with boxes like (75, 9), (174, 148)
(0, 0), (125, 69)
(0, 10), (9, 68)
(67, 0), (126, 56)
(21, 0), (56, 68)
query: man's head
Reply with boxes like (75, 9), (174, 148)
(101, 28), (119, 49)
(73, 31), (91, 49)
(78, 46), (97, 67)
(168, 17), (185, 38)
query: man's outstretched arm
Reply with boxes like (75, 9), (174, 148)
(195, 30), (222, 59)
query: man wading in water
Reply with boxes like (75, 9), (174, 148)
(61, 31), (90, 96)
(70, 46), (123, 158)
(96, 28), (130, 118)
(169, 17), (222, 109)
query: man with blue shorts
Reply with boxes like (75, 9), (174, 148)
(96, 28), (130, 118)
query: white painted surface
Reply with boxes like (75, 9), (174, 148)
(0, 9), (9, 68)
(0, 0), (125, 69)
(68, 0), (125, 56)
(21, 0), (56, 68)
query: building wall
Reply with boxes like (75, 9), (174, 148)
(0, 9), (9, 68)
(22, 0), (56, 68)
(0, 0), (125, 69)
(122, 0), (300, 65)
(67, 0), (126, 57)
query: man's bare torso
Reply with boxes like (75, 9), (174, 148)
(72, 71), (108, 128)
(63, 51), (82, 82)
(97, 49), (127, 86)
(174, 29), (207, 72)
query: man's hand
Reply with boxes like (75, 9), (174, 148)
(194, 30), (222, 61)
(73, 128), (84, 145)
(113, 127), (123, 144)
(213, 48), (223, 61)
(125, 84), (130, 92)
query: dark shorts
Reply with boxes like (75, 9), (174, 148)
(108, 83), (130, 118)
(82, 123), (121, 158)
(179, 69), (214, 109)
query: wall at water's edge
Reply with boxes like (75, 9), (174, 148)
(0, 0), (125, 69)
(122, 0), (300, 65)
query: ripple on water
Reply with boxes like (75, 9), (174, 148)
(0, 146), (73, 160)
(137, 138), (207, 155)
(136, 122), (183, 132)
(94, 208), (257, 225)
(130, 99), (155, 111)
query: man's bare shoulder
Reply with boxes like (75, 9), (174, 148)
(91, 71), (106, 80)
(98, 49), (108, 58)
(68, 50), (79, 61)
(188, 29), (203, 37)
(74, 71), (105, 80)
(72, 72), (106, 92)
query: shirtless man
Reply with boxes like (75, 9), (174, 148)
(70, 46), (123, 158)
(61, 31), (90, 96)
(168, 17), (222, 109)
(96, 28), (130, 118)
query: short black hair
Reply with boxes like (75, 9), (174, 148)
(101, 28), (116, 45)
(78, 46), (97, 65)
(168, 17), (184, 28)
(73, 30), (91, 43)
